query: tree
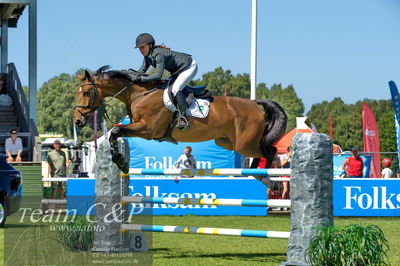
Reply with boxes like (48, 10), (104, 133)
(22, 86), (28, 100)
(307, 98), (396, 154)
(192, 67), (235, 96)
(307, 98), (363, 150)
(193, 67), (304, 131)
(257, 83), (304, 131)
(38, 73), (80, 138)
(37, 69), (127, 142)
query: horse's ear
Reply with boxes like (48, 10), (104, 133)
(84, 70), (93, 82)
(76, 74), (84, 80)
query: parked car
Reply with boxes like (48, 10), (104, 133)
(0, 154), (23, 227)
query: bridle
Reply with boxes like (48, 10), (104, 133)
(74, 82), (103, 121)
(74, 79), (158, 122)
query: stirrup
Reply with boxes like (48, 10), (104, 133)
(176, 115), (190, 130)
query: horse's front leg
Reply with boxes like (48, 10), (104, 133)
(109, 122), (149, 174)
(109, 121), (149, 141)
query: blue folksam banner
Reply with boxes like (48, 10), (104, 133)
(67, 178), (268, 216)
(126, 138), (242, 170)
(334, 178), (400, 216)
(67, 178), (400, 216)
(128, 178), (267, 215)
(389, 81), (400, 164)
(119, 117), (243, 170)
(66, 178), (95, 215)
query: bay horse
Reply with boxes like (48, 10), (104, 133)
(74, 66), (287, 172)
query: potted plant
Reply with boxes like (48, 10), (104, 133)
(57, 215), (94, 251)
(306, 224), (389, 265)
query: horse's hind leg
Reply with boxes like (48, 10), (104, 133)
(215, 135), (263, 158)
(215, 138), (234, 151)
(233, 136), (264, 158)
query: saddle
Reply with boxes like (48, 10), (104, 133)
(125, 70), (212, 144)
(166, 76), (211, 107)
(155, 76), (212, 144)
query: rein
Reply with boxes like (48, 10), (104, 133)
(75, 80), (159, 123)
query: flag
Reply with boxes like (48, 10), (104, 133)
(362, 103), (380, 178)
(388, 81), (400, 164)
(93, 110), (98, 151)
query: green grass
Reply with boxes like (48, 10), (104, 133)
(151, 215), (290, 266)
(0, 215), (399, 266)
(13, 165), (42, 197)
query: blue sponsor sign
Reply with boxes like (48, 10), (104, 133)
(120, 117), (243, 170)
(334, 179), (400, 216)
(126, 138), (243, 170)
(67, 178), (400, 216)
(333, 155), (371, 178)
(67, 178), (268, 216)
(66, 178), (95, 215)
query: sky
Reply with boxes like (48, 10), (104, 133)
(9, 0), (400, 113)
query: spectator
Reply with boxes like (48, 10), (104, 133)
(257, 155), (281, 208)
(279, 146), (291, 201)
(255, 155), (280, 194)
(47, 139), (66, 199)
(341, 146), (364, 178)
(174, 146), (196, 180)
(381, 158), (393, 178)
(5, 129), (23, 163)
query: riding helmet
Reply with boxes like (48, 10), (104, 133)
(135, 33), (155, 48)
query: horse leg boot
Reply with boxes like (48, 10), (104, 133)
(175, 91), (190, 130)
(109, 128), (129, 174)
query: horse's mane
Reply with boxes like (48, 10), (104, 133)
(94, 65), (146, 83)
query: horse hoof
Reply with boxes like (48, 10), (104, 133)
(122, 163), (129, 174)
(111, 152), (128, 173)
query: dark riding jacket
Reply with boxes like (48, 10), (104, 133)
(138, 47), (192, 82)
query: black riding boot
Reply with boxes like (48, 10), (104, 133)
(175, 91), (190, 130)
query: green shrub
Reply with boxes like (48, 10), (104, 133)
(306, 224), (389, 265)
(57, 215), (94, 251)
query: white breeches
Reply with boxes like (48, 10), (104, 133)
(171, 59), (198, 96)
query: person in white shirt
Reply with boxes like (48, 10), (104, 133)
(381, 158), (393, 178)
(5, 129), (23, 163)
(176, 146), (196, 169)
(174, 146), (196, 180)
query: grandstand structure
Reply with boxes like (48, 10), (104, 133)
(0, 0), (39, 162)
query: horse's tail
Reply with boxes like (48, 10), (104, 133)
(256, 100), (287, 167)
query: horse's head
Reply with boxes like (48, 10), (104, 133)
(74, 70), (103, 127)
(74, 65), (151, 127)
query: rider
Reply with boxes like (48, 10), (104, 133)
(135, 33), (197, 130)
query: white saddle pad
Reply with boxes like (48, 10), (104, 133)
(163, 89), (210, 119)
